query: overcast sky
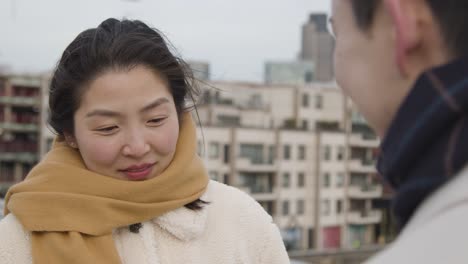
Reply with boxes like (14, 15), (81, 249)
(0, 0), (331, 82)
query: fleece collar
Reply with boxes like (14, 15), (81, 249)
(151, 182), (211, 241)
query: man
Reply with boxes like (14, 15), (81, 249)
(330, 0), (468, 263)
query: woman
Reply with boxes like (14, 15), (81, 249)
(0, 18), (289, 264)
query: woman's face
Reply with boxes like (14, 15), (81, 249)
(68, 65), (180, 181)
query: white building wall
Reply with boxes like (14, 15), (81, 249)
(298, 84), (344, 130)
(277, 130), (317, 249)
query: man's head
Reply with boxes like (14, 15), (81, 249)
(330, 0), (468, 137)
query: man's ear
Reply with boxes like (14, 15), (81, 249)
(383, 0), (427, 77)
(64, 132), (78, 149)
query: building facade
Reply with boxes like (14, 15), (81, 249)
(196, 81), (383, 250)
(0, 74), (44, 196)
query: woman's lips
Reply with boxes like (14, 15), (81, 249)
(120, 163), (155, 181)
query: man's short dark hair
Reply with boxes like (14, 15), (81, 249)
(350, 0), (468, 57)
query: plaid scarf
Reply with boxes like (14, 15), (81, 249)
(377, 57), (468, 229)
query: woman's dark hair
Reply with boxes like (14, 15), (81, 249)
(48, 18), (206, 211)
(350, 0), (468, 57)
(48, 18), (198, 136)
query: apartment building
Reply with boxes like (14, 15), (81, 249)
(196, 81), (383, 250)
(0, 74), (43, 196)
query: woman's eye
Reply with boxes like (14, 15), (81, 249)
(95, 126), (118, 133)
(148, 117), (166, 125)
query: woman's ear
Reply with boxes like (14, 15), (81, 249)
(64, 133), (78, 149)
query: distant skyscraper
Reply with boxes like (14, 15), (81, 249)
(301, 13), (335, 82)
(308, 13), (328, 33)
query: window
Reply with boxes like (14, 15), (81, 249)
(46, 138), (54, 152)
(197, 140), (203, 156)
(321, 200), (330, 215)
(305, 71), (314, 83)
(302, 93), (310, 107)
(323, 145), (331, 161)
(283, 145), (291, 160)
(297, 200), (305, 215)
(308, 228), (315, 249)
(260, 201), (274, 216)
(315, 95), (323, 109)
(298, 172), (305, 187)
(223, 144), (230, 164)
(337, 146), (345, 161)
(283, 173), (291, 188)
(240, 144), (263, 164)
(250, 94), (262, 107)
(336, 200), (343, 214)
(0, 163), (14, 182)
(336, 173), (345, 188)
(323, 172), (330, 188)
(298, 145), (306, 160)
(282, 201), (290, 215)
(209, 171), (219, 181)
(268, 145), (276, 164)
(209, 142), (219, 159)
(218, 115), (240, 126)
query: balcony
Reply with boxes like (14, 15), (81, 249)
(349, 133), (379, 148)
(0, 182), (14, 190)
(0, 122), (39, 132)
(242, 185), (278, 201)
(347, 210), (382, 225)
(348, 184), (383, 199)
(348, 159), (376, 174)
(0, 96), (40, 106)
(10, 76), (42, 87)
(236, 157), (276, 172)
(0, 152), (37, 163)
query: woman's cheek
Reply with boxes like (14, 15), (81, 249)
(79, 137), (120, 165)
(156, 122), (179, 154)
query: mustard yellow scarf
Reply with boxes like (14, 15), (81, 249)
(4, 113), (209, 263)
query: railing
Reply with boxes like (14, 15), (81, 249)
(348, 184), (383, 199)
(236, 157), (277, 172)
(242, 185), (278, 201)
(349, 133), (379, 147)
(289, 245), (385, 264)
(0, 152), (37, 163)
(347, 210), (382, 224)
(0, 122), (39, 132)
(0, 96), (40, 106)
(249, 184), (273, 194)
(0, 141), (38, 152)
(348, 159), (376, 173)
(10, 77), (42, 87)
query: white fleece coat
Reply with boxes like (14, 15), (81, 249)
(0, 180), (290, 264)
(365, 165), (468, 263)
